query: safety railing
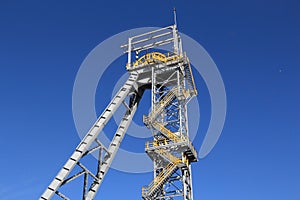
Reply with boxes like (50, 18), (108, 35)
(142, 150), (182, 197)
(133, 52), (180, 67)
(152, 121), (185, 143)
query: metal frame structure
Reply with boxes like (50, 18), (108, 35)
(40, 24), (198, 200)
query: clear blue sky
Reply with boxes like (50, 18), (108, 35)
(0, 0), (299, 199)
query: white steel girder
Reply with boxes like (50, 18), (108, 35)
(40, 72), (141, 200)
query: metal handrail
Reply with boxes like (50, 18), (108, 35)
(133, 52), (180, 67)
(142, 150), (182, 197)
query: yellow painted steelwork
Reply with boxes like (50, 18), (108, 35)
(133, 52), (180, 67)
(142, 63), (198, 198)
(148, 86), (191, 123)
(152, 121), (185, 143)
(142, 149), (182, 197)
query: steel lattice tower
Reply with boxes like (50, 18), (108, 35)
(40, 24), (198, 200)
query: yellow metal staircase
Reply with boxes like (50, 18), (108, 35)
(142, 149), (183, 199)
(142, 87), (193, 199)
(147, 87), (179, 123)
(152, 121), (184, 143)
(147, 85), (195, 125)
(142, 60), (198, 199)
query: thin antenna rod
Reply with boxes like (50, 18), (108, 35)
(173, 7), (177, 26)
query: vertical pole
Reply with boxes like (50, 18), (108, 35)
(173, 25), (179, 55)
(179, 36), (183, 56)
(173, 7), (181, 56)
(189, 165), (194, 200)
(173, 7), (177, 27)
(182, 170), (187, 200)
(151, 67), (155, 111)
(152, 66), (156, 179)
(184, 103), (190, 137)
(177, 70), (183, 137)
(128, 38), (132, 68)
(184, 60), (190, 137)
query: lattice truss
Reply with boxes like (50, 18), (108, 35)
(40, 24), (198, 200)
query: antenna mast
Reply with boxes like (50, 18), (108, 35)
(173, 7), (178, 26)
